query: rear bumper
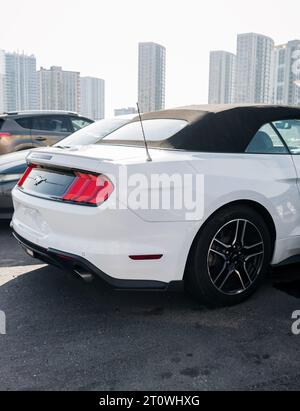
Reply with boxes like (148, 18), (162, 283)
(12, 187), (198, 284)
(12, 228), (182, 290)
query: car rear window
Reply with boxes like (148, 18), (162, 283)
(58, 118), (129, 146)
(99, 119), (188, 144)
(32, 116), (73, 133)
(15, 117), (32, 129)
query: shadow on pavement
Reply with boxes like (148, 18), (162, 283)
(272, 264), (300, 299)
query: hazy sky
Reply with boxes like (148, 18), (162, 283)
(1, 0), (300, 115)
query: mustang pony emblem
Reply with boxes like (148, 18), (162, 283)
(34, 176), (47, 186)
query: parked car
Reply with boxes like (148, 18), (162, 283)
(12, 105), (300, 307)
(0, 111), (93, 155)
(0, 115), (137, 220)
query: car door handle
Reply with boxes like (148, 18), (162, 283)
(35, 136), (46, 142)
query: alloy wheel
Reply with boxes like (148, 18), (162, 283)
(207, 219), (264, 295)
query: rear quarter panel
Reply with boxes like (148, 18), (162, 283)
(129, 151), (300, 265)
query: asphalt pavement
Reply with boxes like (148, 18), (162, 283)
(1, 221), (300, 391)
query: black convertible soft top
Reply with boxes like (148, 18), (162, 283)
(104, 105), (300, 153)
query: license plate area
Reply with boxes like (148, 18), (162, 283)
(20, 168), (75, 199)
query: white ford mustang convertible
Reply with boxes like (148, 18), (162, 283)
(11, 105), (300, 306)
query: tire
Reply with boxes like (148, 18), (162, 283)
(185, 205), (272, 307)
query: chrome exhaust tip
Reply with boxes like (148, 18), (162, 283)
(73, 266), (94, 283)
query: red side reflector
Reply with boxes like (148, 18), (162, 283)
(62, 172), (114, 206)
(17, 164), (37, 187)
(0, 132), (12, 138)
(129, 255), (163, 261)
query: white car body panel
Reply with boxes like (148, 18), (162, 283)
(12, 185), (198, 283)
(11, 143), (300, 285)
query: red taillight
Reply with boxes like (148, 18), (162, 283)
(63, 172), (114, 205)
(0, 132), (12, 138)
(17, 164), (37, 187)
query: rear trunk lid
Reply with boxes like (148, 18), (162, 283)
(18, 144), (154, 205)
(18, 144), (192, 207)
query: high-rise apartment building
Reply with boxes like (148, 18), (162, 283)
(4, 51), (38, 111)
(273, 40), (300, 106)
(114, 107), (137, 116)
(38, 66), (80, 112)
(0, 50), (5, 113)
(208, 51), (236, 104)
(80, 77), (105, 120)
(138, 42), (166, 113)
(235, 33), (274, 104)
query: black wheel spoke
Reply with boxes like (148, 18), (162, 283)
(214, 238), (231, 249)
(210, 248), (226, 260)
(241, 263), (252, 284)
(219, 268), (235, 291)
(242, 261), (257, 283)
(214, 261), (228, 285)
(234, 269), (246, 290)
(244, 242), (264, 261)
(233, 220), (247, 246)
(238, 263), (255, 288)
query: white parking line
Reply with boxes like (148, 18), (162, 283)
(0, 265), (45, 286)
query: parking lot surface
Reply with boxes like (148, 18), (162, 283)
(1, 221), (300, 391)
